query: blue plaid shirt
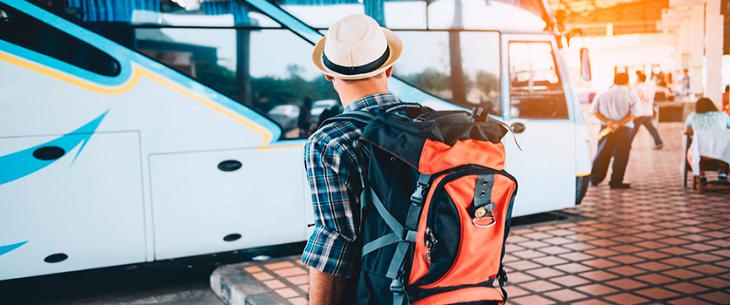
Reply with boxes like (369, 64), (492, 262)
(301, 92), (402, 278)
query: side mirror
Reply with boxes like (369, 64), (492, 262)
(580, 47), (592, 81)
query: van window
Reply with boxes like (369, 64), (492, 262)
(508, 41), (568, 119)
(0, 3), (120, 76)
(395, 31), (501, 115)
(32, 0), (338, 139)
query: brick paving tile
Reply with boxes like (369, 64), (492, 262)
(264, 261), (295, 270)
(274, 288), (299, 298)
(607, 266), (646, 277)
(263, 279), (286, 289)
(531, 256), (570, 266)
(544, 288), (588, 302)
(688, 263), (728, 275)
(584, 248), (620, 257)
(526, 267), (566, 278)
(668, 297), (714, 305)
(605, 278), (648, 290)
(634, 261), (673, 272)
(582, 259), (619, 268)
(635, 273), (676, 285)
(285, 275), (308, 285)
(244, 266), (262, 273)
(541, 246), (572, 255)
(697, 291), (730, 304)
(513, 249), (547, 259)
(509, 260), (542, 270)
(250, 271), (274, 281)
(634, 287), (679, 300)
(559, 252), (595, 262)
(608, 254), (645, 264)
(664, 282), (710, 294)
(662, 268), (704, 279)
(603, 292), (649, 305)
(580, 270), (620, 281)
(575, 284), (618, 296)
(273, 267), (306, 277)
(549, 274), (590, 286)
(511, 294), (556, 305)
(692, 277), (730, 289)
(634, 250), (670, 260)
(658, 246), (695, 256)
(507, 271), (537, 284)
(686, 253), (723, 262)
(555, 263), (592, 273)
(521, 280), (561, 293)
(660, 257), (698, 267)
(505, 286), (530, 298)
(571, 299), (612, 305)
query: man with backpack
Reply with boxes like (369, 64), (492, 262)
(304, 14), (518, 305)
(302, 14), (405, 305)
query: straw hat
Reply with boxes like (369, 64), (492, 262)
(312, 14), (403, 80)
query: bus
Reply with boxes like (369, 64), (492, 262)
(0, 0), (592, 280)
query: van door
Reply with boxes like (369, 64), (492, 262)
(502, 34), (576, 216)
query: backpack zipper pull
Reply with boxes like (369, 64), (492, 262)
(424, 227), (438, 264)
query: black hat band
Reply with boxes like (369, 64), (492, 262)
(322, 46), (390, 76)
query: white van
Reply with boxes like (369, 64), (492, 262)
(0, 0), (591, 280)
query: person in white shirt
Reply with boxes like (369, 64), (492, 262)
(590, 73), (642, 189)
(630, 72), (664, 149)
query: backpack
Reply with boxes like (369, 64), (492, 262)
(322, 103), (518, 305)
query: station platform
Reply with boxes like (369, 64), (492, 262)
(210, 123), (730, 305)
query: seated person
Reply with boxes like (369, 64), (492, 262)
(685, 98), (730, 183)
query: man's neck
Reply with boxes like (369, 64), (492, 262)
(338, 83), (389, 107)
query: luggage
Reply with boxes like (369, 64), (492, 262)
(323, 104), (518, 305)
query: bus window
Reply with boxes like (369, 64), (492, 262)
(0, 3), (120, 76)
(508, 41), (568, 119)
(274, 0), (545, 31)
(273, 0), (427, 29)
(33, 0), (338, 139)
(394, 31), (501, 115)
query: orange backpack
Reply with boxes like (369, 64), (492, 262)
(323, 104), (518, 305)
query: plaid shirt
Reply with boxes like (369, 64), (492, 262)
(301, 92), (402, 278)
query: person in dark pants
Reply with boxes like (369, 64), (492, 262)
(630, 73), (663, 149)
(590, 73), (641, 189)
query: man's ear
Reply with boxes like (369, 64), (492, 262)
(385, 66), (394, 78)
(325, 75), (334, 81)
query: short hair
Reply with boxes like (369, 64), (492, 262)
(725, 85), (729, 92)
(342, 72), (385, 83)
(637, 73), (647, 82)
(613, 73), (629, 86)
(696, 97), (718, 113)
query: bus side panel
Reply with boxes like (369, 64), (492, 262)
(0, 132), (145, 280)
(150, 146), (305, 260)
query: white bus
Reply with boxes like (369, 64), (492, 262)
(0, 0), (591, 280)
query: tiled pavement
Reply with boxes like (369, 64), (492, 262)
(210, 123), (730, 305)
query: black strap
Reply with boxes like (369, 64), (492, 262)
(497, 268), (509, 302)
(471, 174), (495, 218)
(318, 110), (375, 129)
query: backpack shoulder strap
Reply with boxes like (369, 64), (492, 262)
(318, 110), (375, 129)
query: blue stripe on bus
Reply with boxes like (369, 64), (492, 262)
(0, 112), (107, 185)
(0, 241), (28, 256)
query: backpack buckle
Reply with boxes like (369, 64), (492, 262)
(410, 174), (431, 204)
(389, 278), (404, 293)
